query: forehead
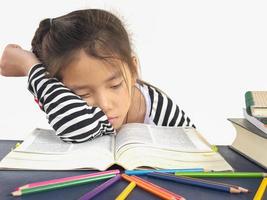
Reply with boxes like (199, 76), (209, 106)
(61, 50), (129, 89)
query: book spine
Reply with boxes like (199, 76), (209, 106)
(245, 91), (254, 115)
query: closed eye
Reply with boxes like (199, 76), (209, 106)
(111, 81), (123, 89)
(79, 93), (92, 98)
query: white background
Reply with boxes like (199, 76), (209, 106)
(0, 0), (266, 144)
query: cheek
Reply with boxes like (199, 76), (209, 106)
(109, 86), (132, 110)
(118, 88), (132, 110)
(83, 98), (97, 107)
(81, 85), (132, 108)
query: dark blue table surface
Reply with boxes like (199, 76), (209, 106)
(0, 140), (266, 200)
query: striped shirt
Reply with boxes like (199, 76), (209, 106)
(137, 82), (195, 128)
(28, 64), (195, 143)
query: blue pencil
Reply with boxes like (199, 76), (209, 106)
(147, 172), (241, 193)
(125, 168), (204, 175)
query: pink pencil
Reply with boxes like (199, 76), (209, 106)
(16, 169), (120, 190)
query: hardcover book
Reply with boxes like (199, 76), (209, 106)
(228, 118), (267, 170)
(245, 91), (267, 119)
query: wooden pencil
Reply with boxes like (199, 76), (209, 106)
(12, 174), (116, 196)
(121, 174), (177, 200)
(115, 181), (136, 200)
(17, 169), (120, 190)
(253, 178), (267, 200)
(78, 175), (121, 200)
(147, 172), (241, 194)
(174, 172), (267, 178)
(132, 175), (185, 200)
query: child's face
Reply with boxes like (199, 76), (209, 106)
(61, 50), (134, 130)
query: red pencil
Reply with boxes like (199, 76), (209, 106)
(16, 169), (120, 190)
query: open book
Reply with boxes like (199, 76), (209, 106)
(0, 123), (233, 171)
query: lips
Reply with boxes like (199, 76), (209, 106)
(108, 116), (118, 123)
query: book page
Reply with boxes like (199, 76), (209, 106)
(116, 146), (233, 171)
(115, 123), (153, 153)
(0, 128), (116, 170)
(115, 123), (211, 154)
(149, 125), (211, 152)
(15, 128), (114, 155)
(114, 123), (233, 171)
(15, 129), (71, 154)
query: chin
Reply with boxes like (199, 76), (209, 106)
(112, 121), (124, 130)
(112, 124), (121, 130)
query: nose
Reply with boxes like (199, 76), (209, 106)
(96, 93), (112, 114)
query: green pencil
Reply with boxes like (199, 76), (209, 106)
(174, 172), (267, 178)
(12, 174), (115, 196)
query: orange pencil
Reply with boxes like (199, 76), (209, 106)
(121, 174), (179, 200)
(133, 175), (185, 200)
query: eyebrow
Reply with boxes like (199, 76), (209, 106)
(105, 71), (122, 82)
(69, 71), (122, 91)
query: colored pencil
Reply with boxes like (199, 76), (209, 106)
(132, 175), (185, 200)
(174, 172), (267, 178)
(121, 174), (178, 200)
(17, 169), (120, 190)
(78, 174), (121, 200)
(12, 174), (116, 196)
(115, 181), (136, 200)
(148, 172), (241, 194)
(124, 168), (204, 175)
(253, 178), (267, 200)
(188, 176), (248, 193)
(172, 174), (248, 193)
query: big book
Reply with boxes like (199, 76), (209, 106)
(0, 123), (233, 171)
(228, 118), (267, 170)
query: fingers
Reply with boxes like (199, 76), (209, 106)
(7, 44), (21, 48)
(5, 44), (22, 52)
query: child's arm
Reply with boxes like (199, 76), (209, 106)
(0, 44), (115, 143)
(28, 64), (115, 143)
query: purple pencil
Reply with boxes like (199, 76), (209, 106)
(78, 174), (121, 200)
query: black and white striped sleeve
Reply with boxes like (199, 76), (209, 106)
(147, 85), (195, 128)
(27, 64), (115, 143)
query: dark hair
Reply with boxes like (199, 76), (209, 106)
(31, 9), (138, 81)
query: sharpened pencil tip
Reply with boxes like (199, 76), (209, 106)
(11, 190), (21, 196)
(230, 187), (241, 193)
(238, 187), (249, 193)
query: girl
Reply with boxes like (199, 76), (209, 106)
(0, 9), (195, 143)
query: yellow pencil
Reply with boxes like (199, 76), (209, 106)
(253, 178), (267, 200)
(115, 181), (136, 200)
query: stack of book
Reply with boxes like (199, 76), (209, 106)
(228, 91), (267, 170)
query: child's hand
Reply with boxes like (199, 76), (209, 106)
(0, 44), (40, 77)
